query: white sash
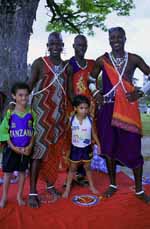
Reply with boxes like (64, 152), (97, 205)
(32, 58), (68, 97)
(104, 52), (128, 98)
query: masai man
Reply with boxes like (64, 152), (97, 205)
(67, 35), (96, 186)
(88, 27), (150, 203)
(28, 32), (68, 207)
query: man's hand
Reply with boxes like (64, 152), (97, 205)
(126, 90), (144, 102)
(94, 91), (104, 105)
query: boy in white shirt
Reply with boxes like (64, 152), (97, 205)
(62, 95), (101, 198)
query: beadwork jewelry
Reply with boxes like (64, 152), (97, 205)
(75, 59), (87, 70)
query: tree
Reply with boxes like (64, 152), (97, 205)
(0, 0), (40, 107)
(0, 0), (134, 114)
(46, 0), (134, 34)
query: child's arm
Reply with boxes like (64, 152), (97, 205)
(7, 139), (22, 154)
(0, 110), (11, 142)
(91, 123), (101, 155)
(24, 136), (35, 156)
(7, 137), (34, 156)
(0, 110), (21, 153)
(0, 141), (4, 148)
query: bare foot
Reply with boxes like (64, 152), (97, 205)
(136, 192), (150, 204)
(17, 196), (26, 206)
(0, 198), (7, 208)
(89, 186), (99, 195)
(103, 186), (117, 198)
(62, 189), (70, 198)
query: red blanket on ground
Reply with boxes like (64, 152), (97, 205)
(0, 170), (150, 229)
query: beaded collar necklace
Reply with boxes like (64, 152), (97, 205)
(75, 58), (87, 70)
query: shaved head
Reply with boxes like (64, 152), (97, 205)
(108, 27), (126, 37)
(47, 32), (64, 56)
(48, 32), (63, 43)
(74, 34), (87, 44)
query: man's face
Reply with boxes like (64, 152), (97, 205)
(47, 35), (64, 57)
(73, 37), (87, 58)
(109, 30), (126, 52)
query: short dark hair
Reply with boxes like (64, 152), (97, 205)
(108, 27), (126, 36)
(72, 95), (90, 107)
(11, 82), (30, 95)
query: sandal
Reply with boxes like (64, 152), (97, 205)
(28, 193), (40, 208)
(136, 191), (150, 204)
(103, 185), (117, 198)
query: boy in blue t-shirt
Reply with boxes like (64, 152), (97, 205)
(0, 82), (36, 208)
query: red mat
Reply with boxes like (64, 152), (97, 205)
(0, 171), (150, 229)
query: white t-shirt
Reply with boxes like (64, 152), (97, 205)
(71, 115), (92, 148)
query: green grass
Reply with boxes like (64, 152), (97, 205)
(141, 113), (150, 136)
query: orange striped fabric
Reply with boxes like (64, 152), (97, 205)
(103, 58), (142, 135)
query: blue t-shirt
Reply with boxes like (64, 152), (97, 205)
(0, 107), (36, 147)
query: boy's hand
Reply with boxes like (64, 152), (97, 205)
(13, 146), (22, 154)
(62, 150), (70, 165)
(24, 145), (32, 156)
(13, 146), (31, 156)
(63, 156), (68, 164)
(63, 154), (70, 165)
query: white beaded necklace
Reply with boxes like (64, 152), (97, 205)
(106, 52), (129, 95)
(110, 52), (128, 76)
(75, 59), (87, 70)
(112, 55), (126, 67)
(53, 63), (63, 75)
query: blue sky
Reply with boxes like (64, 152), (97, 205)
(28, 0), (150, 86)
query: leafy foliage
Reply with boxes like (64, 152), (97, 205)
(46, 0), (134, 35)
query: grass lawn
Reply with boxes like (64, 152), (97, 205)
(141, 113), (150, 136)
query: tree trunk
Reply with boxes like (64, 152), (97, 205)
(0, 0), (40, 111)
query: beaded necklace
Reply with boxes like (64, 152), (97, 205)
(75, 59), (87, 70)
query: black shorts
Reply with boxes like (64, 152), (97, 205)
(69, 144), (93, 162)
(2, 146), (30, 173)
